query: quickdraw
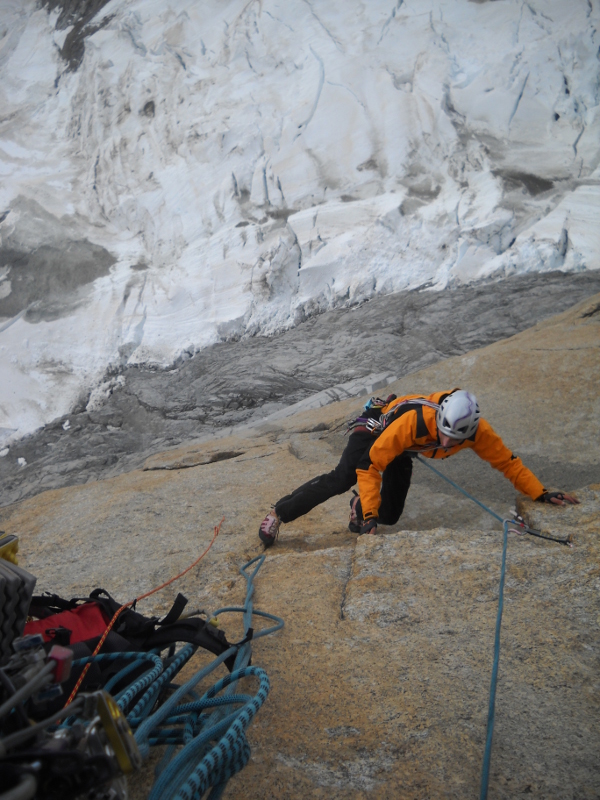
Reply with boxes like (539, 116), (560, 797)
(415, 454), (574, 548)
(507, 511), (573, 547)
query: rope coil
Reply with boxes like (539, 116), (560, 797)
(60, 551), (283, 800)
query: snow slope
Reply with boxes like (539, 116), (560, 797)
(0, 0), (598, 442)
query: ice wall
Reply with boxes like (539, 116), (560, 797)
(0, 0), (598, 441)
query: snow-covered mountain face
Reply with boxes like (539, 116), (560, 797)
(0, 0), (598, 444)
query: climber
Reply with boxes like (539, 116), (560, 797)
(258, 389), (579, 546)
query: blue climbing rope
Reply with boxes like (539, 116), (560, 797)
(414, 453), (506, 524)
(413, 455), (533, 800)
(413, 455), (571, 546)
(64, 554), (283, 799)
(480, 520), (509, 800)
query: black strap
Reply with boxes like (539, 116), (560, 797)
(385, 401), (429, 437)
(159, 593), (188, 626)
(140, 619), (236, 671)
(415, 405), (428, 438)
(231, 627), (254, 648)
(28, 593), (81, 617)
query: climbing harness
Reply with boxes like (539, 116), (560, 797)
(413, 454), (572, 800)
(347, 396), (441, 435)
(346, 395), (393, 434)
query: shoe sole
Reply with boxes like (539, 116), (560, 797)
(259, 530), (277, 547)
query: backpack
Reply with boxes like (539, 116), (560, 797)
(24, 589), (235, 719)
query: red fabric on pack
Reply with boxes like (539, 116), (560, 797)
(24, 603), (111, 644)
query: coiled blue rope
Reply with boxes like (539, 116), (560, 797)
(66, 554), (283, 799)
(129, 643), (196, 721)
(147, 666), (270, 800)
(70, 651), (165, 713)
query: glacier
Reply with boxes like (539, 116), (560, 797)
(0, 0), (599, 443)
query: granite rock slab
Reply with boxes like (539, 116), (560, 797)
(0, 293), (598, 798)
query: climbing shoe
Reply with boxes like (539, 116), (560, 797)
(348, 491), (363, 533)
(259, 510), (281, 547)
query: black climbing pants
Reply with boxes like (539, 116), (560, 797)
(274, 430), (413, 525)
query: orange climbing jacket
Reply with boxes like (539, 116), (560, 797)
(356, 389), (546, 521)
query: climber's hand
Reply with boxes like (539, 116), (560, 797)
(537, 491), (579, 506)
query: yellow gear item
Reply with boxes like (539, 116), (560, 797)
(96, 691), (143, 774)
(0, 533), (19, 565)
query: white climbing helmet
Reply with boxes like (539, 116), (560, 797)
(436, 390), (480, 440)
